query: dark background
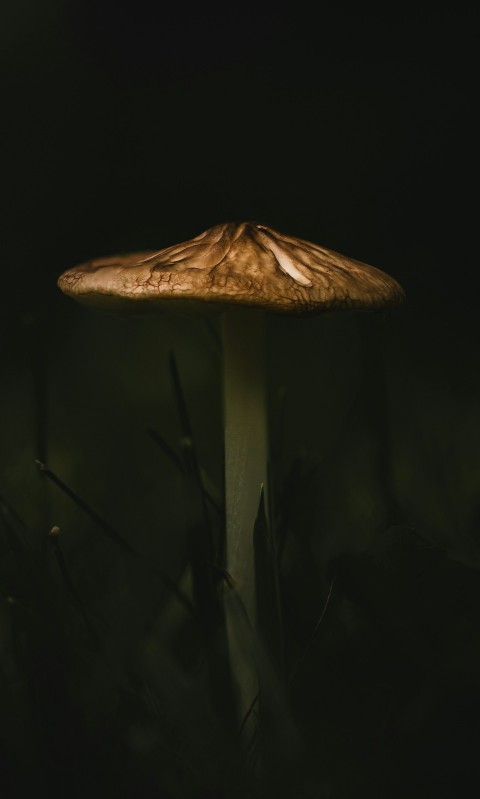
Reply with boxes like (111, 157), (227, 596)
(1, 4), (480, 798)
(2, 3), (477, 310)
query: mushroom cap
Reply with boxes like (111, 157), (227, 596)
(58, 221), (405, 315)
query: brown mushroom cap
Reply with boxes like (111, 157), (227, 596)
(57, 221), (405, 315)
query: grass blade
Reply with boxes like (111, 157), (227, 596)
(168, 350), (194, 450)
(254, 486), (284, 679)
(168, 350), (215, 564)
(199, 466), (223, 516)
(48, 525), (100, 647)
(35, 460), (198, 621)
(0, 494), (35, 576)
(289, 576), (334, 683)
(147, 427), (185, 476)
(36, 460), (136, 556)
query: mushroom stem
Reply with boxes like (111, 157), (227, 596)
(222, 306), (268, 724)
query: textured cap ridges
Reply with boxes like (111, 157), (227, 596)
(58, 221), (405, 314)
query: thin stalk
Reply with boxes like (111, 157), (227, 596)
(222, 307), (268, 729)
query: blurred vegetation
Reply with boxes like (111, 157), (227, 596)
(1, 300), (480, 798)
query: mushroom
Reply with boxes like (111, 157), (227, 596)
(57, 221), (405, 724)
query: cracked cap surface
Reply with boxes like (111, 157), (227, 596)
(58, 221), (405, 315)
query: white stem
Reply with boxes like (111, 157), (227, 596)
(222, 307), (268, 726)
